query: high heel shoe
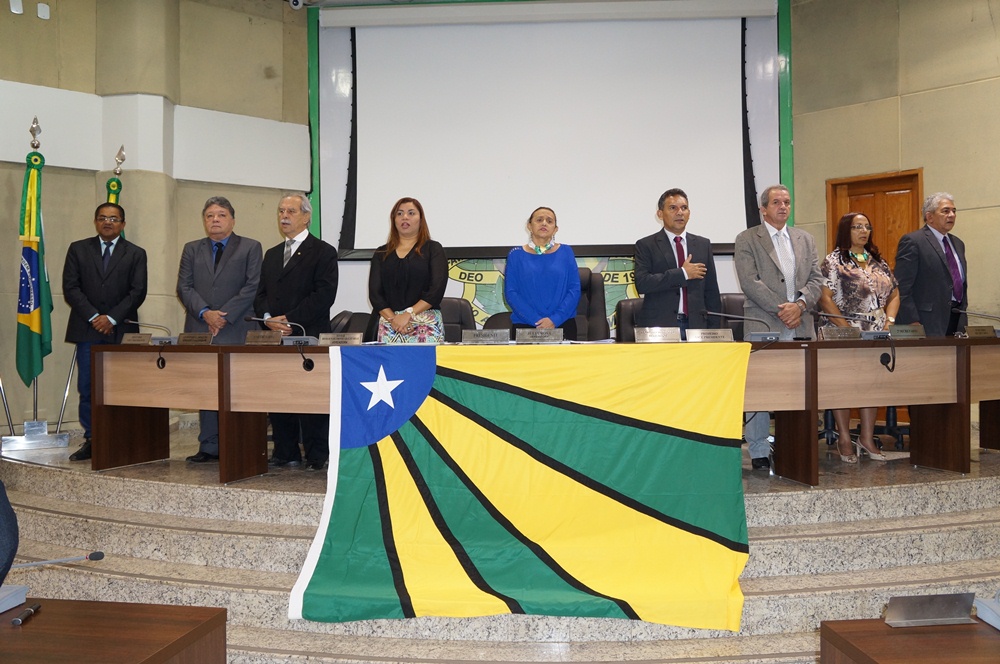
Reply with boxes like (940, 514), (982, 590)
(835, 435), (857, 464)
(854, 439), (887, 461)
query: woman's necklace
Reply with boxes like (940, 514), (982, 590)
(849, 250), (869, 263)
(528, 238), (554, 254)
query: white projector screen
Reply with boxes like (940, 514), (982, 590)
(321, 17), (761, 256)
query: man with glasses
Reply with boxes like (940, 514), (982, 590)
(895, 192), (967, 336)
(63, 203), (148, 461)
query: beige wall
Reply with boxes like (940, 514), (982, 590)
(0, 0), (307, 433)
(792, 0), (1000, 316)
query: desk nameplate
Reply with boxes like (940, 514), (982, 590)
(121, 333), (153, 345)
(245, 330), (281, 346)
(685, 328), (733, 343)
(319, 332), (363, 346)
(462, 329), (511, 345)
(515, 328), (563, 344)
(634, 327), (681, 343)
(177, 332), (213, 346)
(818, 326), (861, 341)
(965, 325), (997, 339)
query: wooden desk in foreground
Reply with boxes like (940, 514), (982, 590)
(0, 598), (226, 663)
(820, 617), (1000, 663)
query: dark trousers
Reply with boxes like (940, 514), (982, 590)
(75, 340), (114, 439)
(270, 413), (330, 464)
(198, 410), (220, 456)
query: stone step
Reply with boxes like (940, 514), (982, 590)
(11, 484), (1000, 580)
(7, 488), (314, 574)
(9, 538), (1000, 642)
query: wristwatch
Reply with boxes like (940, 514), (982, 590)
(405, 307), (414, 315)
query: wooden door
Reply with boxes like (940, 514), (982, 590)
(825, 169), (923, 268)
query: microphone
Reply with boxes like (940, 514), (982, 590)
(11, 551), (104, 569)
(956, 308), (999, 323)
(244, 316), (317, 371)
(124, 319), (176, 346)
(705, 311), (779, 342)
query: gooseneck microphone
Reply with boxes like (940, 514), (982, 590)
(705, 311), (778, 342)
(956, 308), (1000, 323)
(244, 316), (315, 371)
(11, 551), (105, 569)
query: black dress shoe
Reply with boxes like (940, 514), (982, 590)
(69, 440), (92, 461)
(305, 461), (326, 471)
(268, 457), (301, 468)
(186, 451), (219, 463)
(751, 457), (770, 470)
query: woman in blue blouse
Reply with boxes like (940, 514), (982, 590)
(504, 207), (581, 340)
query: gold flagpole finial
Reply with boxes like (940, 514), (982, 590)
(113, 145), (126, 176)
(29, 117), (41, 149)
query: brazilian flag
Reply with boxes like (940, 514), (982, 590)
(16, 151), (53, 388)
(291, 344), (750, 631)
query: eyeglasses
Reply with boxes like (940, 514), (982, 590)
(96, 215), (122, 223)
(850, 225), (872, 231)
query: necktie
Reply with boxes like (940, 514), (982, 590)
(102, 241), (113, 273)
(673, 236), (688, 316)
(775, 231), (796, 302)
(942, 236), (963, 302)
(213, 242), (224, 271)
(282, 239), (294, 267)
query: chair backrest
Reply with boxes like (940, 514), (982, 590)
(720, 292), (746, 340)
(440, 297), (476, 343)
(483, 311), (512, 337)
(576, 267), (610, 341)
(346, 312), (377, 342)
(330, 310), (353, 333)
(614, 297), (643, 343)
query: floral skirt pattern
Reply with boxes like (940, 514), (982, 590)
(377, 308), (444, 344)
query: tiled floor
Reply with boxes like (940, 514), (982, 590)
(4, 418), (998, 496)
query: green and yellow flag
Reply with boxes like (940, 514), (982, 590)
(16, 151), (53, 387)
(292, 344), (750, 631)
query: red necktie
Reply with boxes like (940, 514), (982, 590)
(674, 236), (687, 316)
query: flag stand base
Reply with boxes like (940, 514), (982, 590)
(2, 420), (69, 451)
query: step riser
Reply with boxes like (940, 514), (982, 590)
(10, 565), (1000, 641)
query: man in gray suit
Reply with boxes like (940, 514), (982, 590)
(734, 184), (824, 469)
(894, 192), (967, 337)
(177, 196), (263, 462)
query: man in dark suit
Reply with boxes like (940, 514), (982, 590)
(254, 193), (339, 471)
(895, 192), (967, 337)
(63, 202), (147, 461)
(734, 184), (824, 470)
(634, 188), (722, 336)
(177, 196), (263, 462)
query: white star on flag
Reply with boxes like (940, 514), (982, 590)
(361, 365), (404, 410)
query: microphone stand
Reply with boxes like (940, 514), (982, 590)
(705, 311), (779, 343)
(124, 319), (176, 346)
(812, 310), (895, 372)
(244, 317), (316, 371)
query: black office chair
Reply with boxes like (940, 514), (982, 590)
(576, 268), (611, 341)
(614, 297), (643, 343)
(483, 311), (513, 339)
(440, 297), (476, 343)
(330, 310), (353, 333)
(345, 311), (377, 342)
(719, 292), (745, 340)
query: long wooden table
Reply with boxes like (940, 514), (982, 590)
(1, 597), (226, 663)
(746, 337), (1000, 485)
(92, 339), (1000, 485)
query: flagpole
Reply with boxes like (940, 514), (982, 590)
(3, 118), (67, 451)
(0, 374), (14, 436)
